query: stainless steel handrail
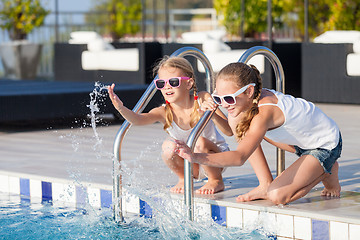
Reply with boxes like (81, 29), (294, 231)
(184, 109), (215, 221)
(112, 81), (157, 223)
(112, 46), (214, 222)
(238, 46), (285, 175)
(183, 46), (286, 221)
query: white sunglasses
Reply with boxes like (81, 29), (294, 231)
(211, 83), (255, 105)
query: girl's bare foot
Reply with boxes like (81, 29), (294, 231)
(196, 179), (225, 195)
(321, 161), (341, 197)
(170, 179), (184, 193)
(236, 183), (270, 202)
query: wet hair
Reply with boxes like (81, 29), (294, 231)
(216, 62), (262, 140)
(153, 56), (201, 131)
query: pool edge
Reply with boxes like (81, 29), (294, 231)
(0, 170), (359, 240)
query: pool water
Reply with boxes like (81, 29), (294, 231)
(0, 193), (273, 240)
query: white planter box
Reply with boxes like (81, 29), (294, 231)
(0, 41), (42, 79)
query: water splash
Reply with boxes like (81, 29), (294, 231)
(57, 82), (113, 196)
(55, 82), (273, 239)
(87, 81), (109, 153)
(118, 139), (273, 239)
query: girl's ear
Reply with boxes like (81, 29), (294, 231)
(246, 85), (255, 99)
(186, 78), (194, 90)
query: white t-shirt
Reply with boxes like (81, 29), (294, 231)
(167, 120), (229, 152)
(260, 89), (340, 150)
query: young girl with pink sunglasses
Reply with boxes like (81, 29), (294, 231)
(108, 56), (233, 194)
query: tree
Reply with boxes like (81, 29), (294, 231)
(287, 0), (332, 39)
(213, 0), (285, 38)
(285, 0), (360, 38)
(0, 0), (49, 40)
(326, 0), (360, 31)
(86, 0), (142, 40)
(214, 0), (360, 40)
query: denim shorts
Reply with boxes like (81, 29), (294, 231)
(294, 133), (342, 174)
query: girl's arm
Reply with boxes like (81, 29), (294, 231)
(198, 91), (233, 136)
(175, 109), (271, 167)
(108, 83), (164, 125)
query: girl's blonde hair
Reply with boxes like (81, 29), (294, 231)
(216, 62), (262, 140)
(153, 56), (201, 131)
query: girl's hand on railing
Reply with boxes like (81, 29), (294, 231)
(200, 97), (217, 113)
(108, 83), (124, 112)
(174, 140), (196, 163)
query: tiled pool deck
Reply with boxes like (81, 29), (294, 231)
(0, 103), (359, 239)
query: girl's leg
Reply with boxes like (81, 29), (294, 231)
(236, 144), (273, 202)
(267, 154), (335, 205)
(194, 137), (225, 194)
(161, 139), (200, 193)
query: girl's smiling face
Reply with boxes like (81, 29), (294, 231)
(158, 66), (193, 103)
(215, 77), (252, 118)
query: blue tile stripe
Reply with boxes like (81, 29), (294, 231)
(211, 205), (226, 226)
(312, 219), (329, 240)
(20, 178), (30, 197)
(41, 181), (52, 202)
(140, 199), (152, 218)
(0, 176), (112, 209)
(76, 186), (87, 205)
(1, 173), (360, 240)
(100, 189), (112, 208)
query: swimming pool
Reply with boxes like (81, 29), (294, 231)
(0, 193), (272, 239)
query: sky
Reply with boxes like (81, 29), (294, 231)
(43, 0), (93, 24)
(45, 0), (93, 12)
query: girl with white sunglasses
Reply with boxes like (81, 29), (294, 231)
(108, 56), (232, 195)
(175, 62), (342, 204)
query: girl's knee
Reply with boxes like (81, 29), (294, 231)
(162, 140), (177, 158)
(194, 137), (209, 153)
(267, 188), (288, 205)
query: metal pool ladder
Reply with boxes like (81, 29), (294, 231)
(112, 46), (285, 222)
(238, 46), (286, 177)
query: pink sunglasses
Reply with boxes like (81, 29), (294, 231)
(154, 77), (190, 90)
